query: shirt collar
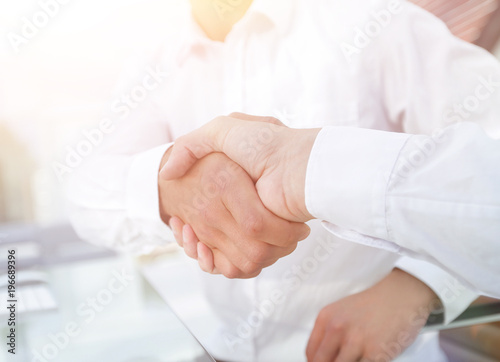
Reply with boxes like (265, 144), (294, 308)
(176, 0), (295, 65)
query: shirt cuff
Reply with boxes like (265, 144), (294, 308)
(305, 126), (410, 240)
(126, 143), (175, 251)
(395, 256), (477, 324)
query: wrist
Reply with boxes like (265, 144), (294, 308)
(391, 268), (438, 306)
(285, 128), (320, 222)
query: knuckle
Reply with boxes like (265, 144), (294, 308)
(203, 179), (223, 199)
(212, 170), (231, 193)
(222, 265), (241, 279)
(246, 244), (272, 264)
(287, 225), (307, 245)
(317, 308), (331, 323)
(240, 261), (263, 276)
(326, 319), (346, 334)
(249, 268), (262, 278)
(283, 242), (298, 257)
(242, 215), (264, 237)
(261, 116), (280, 125)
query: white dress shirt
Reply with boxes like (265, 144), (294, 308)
(303, 0), (500, 299)
(307, 123), (500, 297)
(66, 0), (492, 360)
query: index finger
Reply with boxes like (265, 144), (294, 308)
(306, 315), (328, 361)
(159, 117), (234, 180)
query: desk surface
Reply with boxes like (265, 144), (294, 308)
(0, 255), (214, 362)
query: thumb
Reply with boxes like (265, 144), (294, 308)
(159, 117), (230, 180)
(228, 112), (286, 127)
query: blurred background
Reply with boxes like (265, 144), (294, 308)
(0, 0), (499, 361)
(0, 2), (218, 361)
(0, 0), (185, 225)
(0, 0), (499, 226)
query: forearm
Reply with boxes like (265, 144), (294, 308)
(309, 123), (500, 297)
(395, 257), (478, 324)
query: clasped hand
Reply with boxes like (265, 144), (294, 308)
(158, 141), (310, 278)
(159, 113), (319, 277)
(158, 113), (437, 362)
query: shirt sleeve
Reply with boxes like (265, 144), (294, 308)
(305, 123), (500, 298)
(66, 128), (175, 254)
(66, 54), (177, 254)
(307, 0), (500, 299)
(394, 257), (478, 324)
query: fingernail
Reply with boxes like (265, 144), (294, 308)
(159, 164), (169, 180)
(169, 218), (179, 236)
(198, 243), (209, 271)
(182, 224), (189, 240)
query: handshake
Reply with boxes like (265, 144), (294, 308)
(158, 113), (321, 278)
(158, 113), (442, 362)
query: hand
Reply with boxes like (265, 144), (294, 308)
(160, 113), (321, 223)
(306, 269), (439, 362)
(158, 150), (311, 278)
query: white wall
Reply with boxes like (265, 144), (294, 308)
(0, 0), (184, 223)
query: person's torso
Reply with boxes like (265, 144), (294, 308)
(147, 2), (445, 360)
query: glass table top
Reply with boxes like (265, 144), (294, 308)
(0, 254), (215, 362)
